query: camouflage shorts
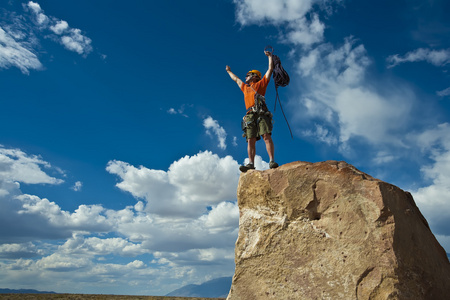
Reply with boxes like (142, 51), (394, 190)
(242, 112), (273, 141)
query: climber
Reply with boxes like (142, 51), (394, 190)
(226, 50), (278, 172)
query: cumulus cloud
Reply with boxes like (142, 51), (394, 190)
(0, 193), (112, 244)
(36, 252), (90, 272)
(203, 116), (227, 150)
(387, 48), (450, 68)
(59, 234), (149, 257)
(60, 28), (92, 56)
(49, 20), (69, 35)
(106, 151), (240, 218)
(0, 242), (43, 259)
(103, 152), (240, 260)
(0, 146), (111, 243)
(25, 1), (48, 26)
(200, 202), (239, 234)
(107, 204), (239, 253)
(0, 254), (157, 294)
(0, 146), (239, 294)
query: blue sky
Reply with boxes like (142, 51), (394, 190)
(1, 0), (449, 296)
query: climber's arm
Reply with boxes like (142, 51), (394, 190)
(264, 51), (274, 80)
(226, 65), (244, 89)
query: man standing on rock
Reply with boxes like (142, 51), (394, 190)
(226, 50), (278, 172)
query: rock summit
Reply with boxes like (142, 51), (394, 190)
(227, 161), (450, 300)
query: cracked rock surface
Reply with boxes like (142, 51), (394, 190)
(226, 161), (450, 300)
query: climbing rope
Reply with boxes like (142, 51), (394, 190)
(265, 46), (293, 139)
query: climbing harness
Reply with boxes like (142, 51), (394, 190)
(241, 84), (272, 139)
(265, 45), (293, 139)
(249, 85), (269, 115)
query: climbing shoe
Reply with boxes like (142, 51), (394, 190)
(239, 163), (255, 173)
(269, 161), (279, 169)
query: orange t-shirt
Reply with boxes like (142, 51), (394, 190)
(240, 76), (270, 110)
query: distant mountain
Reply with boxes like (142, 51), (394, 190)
(166, 276), (232, 298)
(0, 288), (56, 294)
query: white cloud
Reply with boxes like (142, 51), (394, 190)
(71, 181), (82, 192)
(302, 124), (338, 145)
(60, 28), (92, 56)
(107, 151), (240, 218)
(59, 235), (149, 257)
(284, 14), (325, 47)
(372, 151), (396, 165)
(107, 204), (239, 253)
(167, 108), (177, 114)
(437, 87), (450, 97)
(50, 20), (68, 35)
(334, 87), (409, 144)
(387, 48), (450, 68)
(244, 155), (270, 170)
(411, 123), (450, 236)
(0, 1), (93, 74)
(234, 0), (315, 25)
(203, 116), (227, 150)
(26, 1), (48, 26)
(0, 242), (43, 259)
(0, 27), (43, 74)
(166, 104), (191, 117)
(232, 136), (238, 147)
(0, 146), (239, 294)
(298, 48), (320, 76)
(36, 252), (90, 272)
(0, 146), (63, 185)
(26, 1), (42, 14)
(200, 202), (239, 234)
(15, 194), (112, 233)
(233, 0), (339, 48)
(104, 152), (240, 257)
(0, 147), (113, 243)
(291, 39), (414, 150)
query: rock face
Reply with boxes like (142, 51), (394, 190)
(227, 161), (450, 300)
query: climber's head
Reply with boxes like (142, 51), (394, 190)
(246, 70), (261, 83)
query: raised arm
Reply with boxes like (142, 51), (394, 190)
(226, 65), (244, 88)
(264, 51), (274, 80)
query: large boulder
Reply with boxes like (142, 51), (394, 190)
(227, 161), (450, 300)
